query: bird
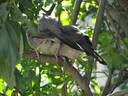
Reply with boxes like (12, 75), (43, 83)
(36, 16), (107, 65)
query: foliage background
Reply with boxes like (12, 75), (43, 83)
(0, 0), (128, 96)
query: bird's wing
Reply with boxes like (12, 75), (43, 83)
(38, 16), (92, 52)
(59, 26), (93, 53)
(38, 17), (106, 64)
(48, 25), (107, 65)
(46, 24), (84, 51)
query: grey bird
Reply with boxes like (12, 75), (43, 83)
(36, 16), (107, 65)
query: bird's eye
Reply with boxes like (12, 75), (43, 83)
(51, 40), (54, 43)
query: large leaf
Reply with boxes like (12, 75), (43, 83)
(0, 2), (17, 87)
(0, 2), (9, 23)
(0, 22), (18, 87)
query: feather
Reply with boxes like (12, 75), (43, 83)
(37, 16), (107, 65)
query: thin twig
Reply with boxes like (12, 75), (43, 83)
(61, 83), (68, 96)
(93, 71), (108, 77)
(71, 0), (83, 25)
(102, 72), (112, 96)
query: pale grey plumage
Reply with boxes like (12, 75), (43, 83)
(28, 16), (106, 64)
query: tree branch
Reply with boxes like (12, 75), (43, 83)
(97, 0), (128, 36)
(64, 58), (93, 96)
(87, 0), (107, 82)
(61, 83), (68, 96)
(102, 69), (128, 95)
(109, 88), (128, 96)
(90, 0), (106, 50)
(71, 0), (83, 25)
(109, 70), (128, 94)
(24, 50), (93, 96)
(92, 0), (106, 49)
(106, 5), (128, 36)
(102, 72), (112, 96)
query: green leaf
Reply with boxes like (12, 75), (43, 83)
(0, 78), (6, 92)
(0, 2), (9, 24)
(15, 69), (27, 92)
(10, 5), (37, 35)
(55, 4), (63, 17)
(0, 21), (19, 87)
(9, 21), (24, 56)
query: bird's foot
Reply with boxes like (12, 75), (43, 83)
(55, 55), (65, 62)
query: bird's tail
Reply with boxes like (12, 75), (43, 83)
(92, 51), (107, 65)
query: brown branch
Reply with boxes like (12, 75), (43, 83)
(24, 50), (60, 63)
(24, 50), (93, 96)
(71, 0), (83, 25)
(92, 0), (107, 49)
(102, 69), (128, 95)
(102, 72), (112, 96)
(109, 81), (124, 94)
(64, 58), (93, 96)
(109, 88), (128, 96)
(61, 83), (68, 96)
(106, 4), (128, 36)
(117, 0), (128, 12)
(87, 0), (107, 82)
(109, 72), (128, 94)
(97, 0), (128, 36)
